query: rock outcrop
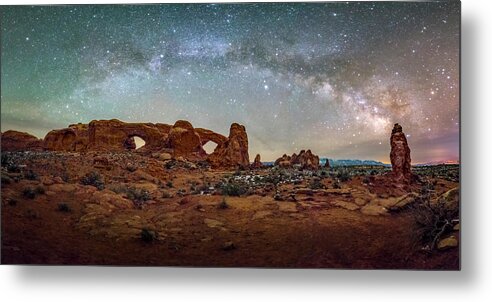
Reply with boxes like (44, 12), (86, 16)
(208, 123), (249, 168)
(1, 130), (43, 151)
(3, 119), (253, 169)
(390, 123), (412, 182)
(274, 149), (320, 170)
(87, 119), (168, 152)
(251, 154), (263, 169)
(167, 120), (206, 160)
(44, 123), (89, 151)
(274, 154), (292, 168)
(324, 159), (331, 169)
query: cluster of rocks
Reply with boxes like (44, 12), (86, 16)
(274, 149), (320, 170)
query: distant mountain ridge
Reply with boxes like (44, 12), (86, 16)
(321, 158), (389, 167)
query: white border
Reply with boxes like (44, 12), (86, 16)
(2, 0), (492, 301)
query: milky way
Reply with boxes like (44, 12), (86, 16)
(1, 2), (460, 163)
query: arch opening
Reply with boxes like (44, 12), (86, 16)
(202, 141), (218, 155)
(124, 135), (146, 150)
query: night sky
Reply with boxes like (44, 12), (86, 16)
(1, 2), (460, 163)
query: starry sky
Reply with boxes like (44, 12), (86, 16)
(1, 2), (460, 163)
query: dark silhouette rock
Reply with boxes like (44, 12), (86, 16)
(390, 123), (412, 182)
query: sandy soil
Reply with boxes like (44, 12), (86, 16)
(1, 152), (459, 269)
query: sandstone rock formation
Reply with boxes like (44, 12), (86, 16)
(167, 120), (206, 160)
(44, 123), (89, 151)
(4, 119), (252, 169)
(274, 154), (292, 168)
(207, 123), (249, 168)
(324, 159), (331, 169)
(390, 123), (412, 182)
(251, 154), (263, 169)
(1, 130), (43, 151)
(274, 149), (320, 170)
(41, 119), (228, 161)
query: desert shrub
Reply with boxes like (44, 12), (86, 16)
(162, 191), (171, 198)
(80, 171), (104, 190)
(1, 175), (12, 185)
(126, 164), (138, 172)
(60, 172), (70, 183)
(24, 169), (39, 180)
(409, 184), (458, 250)
(22, 187), (36, 199)
(309, 179), (325, 190)
(362, 176), (371, 184)
(1, 153), (11, 167)
(35, 185), (45, 194)
(335, 169), (351, 182)
(218, 197), (230, 209)
(332, 180), (342, 189)
(25, 209), (39, 219)
(320, 170), (328, 177)
(164, 161), (175, 170)
(140, 228), (157, 243)
(221, 182), (248, 196)
(126, 187), (151, 203)
(7, 164), (21, 173)
(166, 181), (173, 188)
(57, 203), (71, 212)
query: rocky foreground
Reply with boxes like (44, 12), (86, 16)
(1, 150), (459, 268)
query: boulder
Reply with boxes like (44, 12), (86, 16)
(437, 235), (458, 250)
(390, 123), (412, 182)
(434, 187), (459, 212)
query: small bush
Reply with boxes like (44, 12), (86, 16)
(166, 181), (173, 188)
(164, 161), (175, 170)
(127, 187), (151, 202)
(126, 164), (138, 172)
(1, 175), (12, 185)
(35, 185), (45, 194)
(141, 228), (157, 243)
(221, 182), (248, 196)
(24, 169), (39, 180)
(332, 181), (342, 189)
(25, 209), (39, 219)
(218, 197), (230, 209)
(336, 169), (351, 182)
(57, 203), (71, 212)
(22, 187), (36, 199)
(7, 164), (21, 173)
(410, 185), (458, 250)
(80, 171), (105, 190)
(309, 179), (325, 190)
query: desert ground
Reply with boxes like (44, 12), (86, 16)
(1, 151), (459, 268)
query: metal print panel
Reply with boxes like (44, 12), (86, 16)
(0, 1), (460, 269)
